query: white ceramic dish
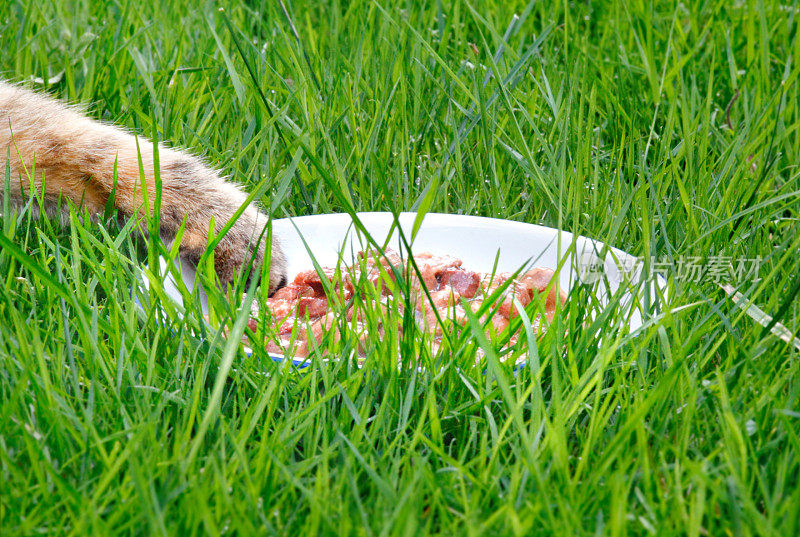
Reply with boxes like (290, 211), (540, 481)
(151, 212), (667, 365)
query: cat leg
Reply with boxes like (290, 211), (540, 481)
(0, 80), (286, 291)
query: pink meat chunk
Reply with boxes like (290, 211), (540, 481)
(346, 249), (404, 295)
(440, 268), (480, 298)
(492, 268), (564, 320)
(517, 268), (556, 296)
(497, 285), (532, 318)
(415, 289), (461, 312)
(408, 252), (462, 290)
(297, 296), (329, 318)
(271, 283), (315, 302)
(296, 313), (338, 356)
(490, 315), (509, 335)
(415, 289), (464, 336)
(278, 317), (300, 335)
(480, 272), (511, 295)
(264, 297), (296, 321)
(518, 268), (563, 320)
(293, 267), (337, 294)
(359, 248), (403, 272)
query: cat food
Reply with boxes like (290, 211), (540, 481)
(247, 249), (565, 358)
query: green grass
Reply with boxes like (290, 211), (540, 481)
(1, 0), (799, 534)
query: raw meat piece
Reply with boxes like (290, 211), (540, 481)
(264, 297), (296, 321)
(497, 285), (532, 318)
(293, 267), (337, 294)
(440, 268), (480, 297)
(489, 315), (509, 335)
(359, 248), (404, 272)
(480, 272), (511, 296)
(415, 288), (462, 312)
(271, 283), (315, 302)
(409, 252), (462, 289)
(295, 313), (338, 356)
(350, 248), (404, 294)
(297, 296), (329, 317)
(518, 268), (555, 294)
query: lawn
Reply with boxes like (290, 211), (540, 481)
(1, 0), (799, 535)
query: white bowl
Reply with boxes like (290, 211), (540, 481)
(156, 212), (667, 363)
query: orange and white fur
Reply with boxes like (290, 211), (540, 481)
(0, 80), (286, 291)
